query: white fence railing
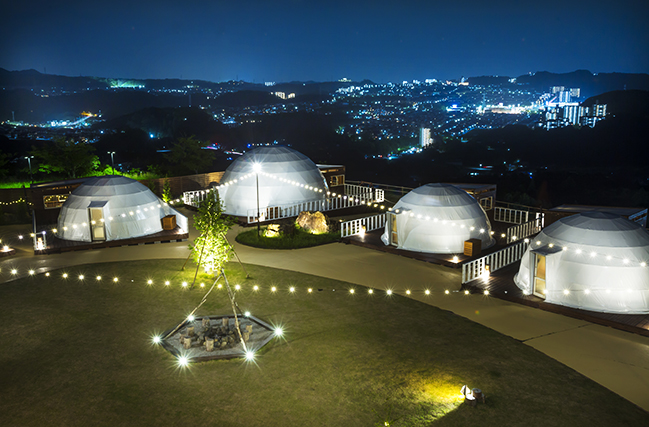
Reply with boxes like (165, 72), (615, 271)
(183, 184), (385, 209)
(461, 240), (530, 284)
(183, 189), (211, 207)
(246, 193), (378, 224)
(506, 214), (543, 244)
(494, 207), (530, 224)
(340, 213), (387, 238)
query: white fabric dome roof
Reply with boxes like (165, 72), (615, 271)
(218, 146), (328, 217)
(514, 212), (649, 313)
(381, 183), (495, 254)
(57, 176), (186, 242)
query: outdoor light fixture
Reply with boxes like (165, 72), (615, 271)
(235, 284), (241, 290)
(308, 288), (313, 293)
(245, 350), (255, 361)
(386, 290), (392, 295)
(187, 315), (195, 322)
(452, 256), (459, 263)
(464, 290), (470, 295)
(45, 272), (50, 277)
(244, 311), (251, 317)
(147, 279), (153, 285)
(11, 269), (17, 275)
(177, 356), (189, 367)
(2, 246), (9, 251)
(252, 162), (262, 237)
(200, 283), (205, 288)
(349, 289), (355, 294)
(253, 285), (259, 291)
(182, 281), (188, 287)
(28, 270), (35, 275)
(164, 281), (170, 286)
(484, 290), (490, 295)
(271, 286), (277, 292)
(406, 290), (411, 295)
(445, 290), (450, 294)
(368, 289), (374, 294)
(274, 327), (283, 337)
(79, 275), (84, 280)
(289, 287), (295, 293)
(62, 273), (68, 278)
(113, 277), (118, 282)
(96, 276), (102, 281)
(425, 290), (430, 295)
(152, 336), (161, 344)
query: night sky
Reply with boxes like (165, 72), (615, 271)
(2, 0), (648, 83)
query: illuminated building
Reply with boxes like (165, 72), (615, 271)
(419, 128), (432, 148)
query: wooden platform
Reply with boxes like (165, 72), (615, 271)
(36, 227), (189, 255)
(464, 263), (649, 337)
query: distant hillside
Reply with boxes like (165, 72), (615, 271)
(582, 90), (649, 118)
(0, 68), (109, 91)
(515, 70), (649, 97)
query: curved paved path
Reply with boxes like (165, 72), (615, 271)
(2, 216), (648, 411)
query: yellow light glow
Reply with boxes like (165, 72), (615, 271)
(182, 281), (188, 288)
(271, 286), (277, 292)
(289, 287), (295, 293)
(308, 288), (313, 293)
(235, 284), (241, 290)
(253, 285), (259, 291)
(164, 281), (170, 286)
(200, 283), (205, 288)
(45, 272), (50, 277)
(425, 289), (430, 295)
(349, 289), (355, 294)
(484, 290), (489, 295)
(368, 289), (374, 294)
(386, 290), (392, 295)
(406, 290), (411, 295)
(96, 276), (102, 281)
(11, 269), (17, 275)
(464, 290), (469, 295)
(28, 270), (35, 275)
(62, 273), (68, 278)
(147, 279), (153, 285)
(79, 275), (84, 280)
(445, 290), (449, 295)
(113, 277), (118, 282)
(563, 289), (570, 295)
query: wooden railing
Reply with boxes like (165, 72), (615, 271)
(340, 213), (387, 238)
(183, 189), (210, 207)
(506, 214), (543, 244)
(461, 240), (529, 284)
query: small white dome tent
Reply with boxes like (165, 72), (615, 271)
(514, 212), (649, 314)
(57, 176), (187, 242)
(381, 183), (495, 254)
(218, 146), (328, 217)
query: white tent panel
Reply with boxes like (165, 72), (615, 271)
(514, 212), (649, 314)
(381, 183), (495, 254)
(217, 146), (328, 217)
(57, 176), (187, 242)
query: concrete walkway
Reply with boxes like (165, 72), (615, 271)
(2, 218), (649, 412)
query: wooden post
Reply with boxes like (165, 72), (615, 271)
(187, 326), (195, 336)
(221, 317), (229, 327)
(245, 324), (253, 334)
(205, 337), (214, 352)
(242, 331), (250, 342)
(183, 336), (192, 349)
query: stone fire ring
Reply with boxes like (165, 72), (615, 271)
(160, 315), (275, 362)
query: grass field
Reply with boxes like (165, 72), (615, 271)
(0, 260), (647, 426)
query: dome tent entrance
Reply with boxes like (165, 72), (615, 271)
(381, 183), (495, 254)
(57, 176), (187, 242)
(217, 146), (328, 217)
(514, 212), (649, 314)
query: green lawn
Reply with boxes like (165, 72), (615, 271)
(237, 225), (340, 249)
(0, 260), (646, 426)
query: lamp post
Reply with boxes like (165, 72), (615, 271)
(24, 156), (34, 183)
(252, 162), (262, 236)
(107, 151), (116, 175)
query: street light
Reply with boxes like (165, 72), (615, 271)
(252, 162), (262, 237)
(107, 152), (116, 175)
(24, 156), (34, 183)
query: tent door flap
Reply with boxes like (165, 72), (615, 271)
(88, 206), (106, 241)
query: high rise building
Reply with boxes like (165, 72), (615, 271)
(570, 88), (581, 98)
(420, 128), (433, 148)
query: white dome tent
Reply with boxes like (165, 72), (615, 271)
(57, 176), (187, 242)
(514, 212), (649, 314)
(381, 183), (495, 254)
(217, 146), (328, 217)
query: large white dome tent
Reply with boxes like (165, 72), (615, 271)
(514, 212), (649, 314)
(381, 183), (495, 254)
(217, 146), (328, 217)
(57, 176), (187, 242)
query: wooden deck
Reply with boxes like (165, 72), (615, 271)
(341, 220), (514, 269)
(464, 263), (649, 337)
(36, 227), (189, 255)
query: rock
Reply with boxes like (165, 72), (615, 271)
(245, 324), (253, 333)
(296, 211), (328, 234)
(264, 224), (280, 237)
(221, 317), (229, 327)
(187, 326), (195, 337)
(182, 336), (192, 349)
(205, 337), (214, 352)
(202, 318), (211, 328)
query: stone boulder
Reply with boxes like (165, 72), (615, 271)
(296, 211), (328, 234)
